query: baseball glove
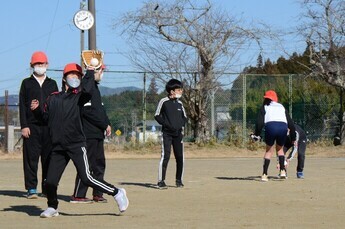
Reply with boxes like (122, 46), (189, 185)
(81, 50), (104, 69)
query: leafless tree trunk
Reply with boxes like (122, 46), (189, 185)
(298, 0), (345, 144)
(117, 0), (267, 143)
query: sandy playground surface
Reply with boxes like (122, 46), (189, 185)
(0, 144), (345, 228)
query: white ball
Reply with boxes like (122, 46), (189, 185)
(90, 58), (99, 66)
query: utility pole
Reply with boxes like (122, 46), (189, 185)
(142, 73), (147, 143)
(4, 90), (8, 152)
(80, 0), (86, 68)
(88, 0), (96, 49)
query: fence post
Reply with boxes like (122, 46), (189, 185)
(142, 72), (147, 143)
(210, 89), (215, 137)
(289, 74), (293, 118)
(242, 74), (247, 147)
(4, 90), (9, 153)
(7, 125), (14, 153)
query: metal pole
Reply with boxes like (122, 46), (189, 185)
(210, 90), (215, 137)
(142, 73), (147, 143)
(339, 88), (343, 142)
(289, 74), (292, 118)
(80, 1), (86, 70)
(81, 30), (85, 70)
(242, 74), (247, 147)
(88, 0), (96, 50)
(4, 90), (9, 152)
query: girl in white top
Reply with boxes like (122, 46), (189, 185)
(252, 90), (296, 182)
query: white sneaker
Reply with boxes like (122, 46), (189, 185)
(280, 170), (287, 179)
(40, 207), (59, 218)
(261, 174), (268, 182)
(114, 188), (129, 213)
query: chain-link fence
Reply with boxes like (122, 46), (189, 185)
(0, 72), (340, 151)
(204, 73), (340, 145)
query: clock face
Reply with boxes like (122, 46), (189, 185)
(73, 10), (94, 30)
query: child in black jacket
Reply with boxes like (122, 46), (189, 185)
(31, 63), (128, 218)
(71, 64), (112, 204)
(283, 124), (307, 178)
(19, 51), (58, 198)
(154, 79), (187, 189)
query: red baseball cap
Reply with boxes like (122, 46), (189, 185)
(31, 51), (48, 65)
(263, 90), (278, 102)
(63, 63), (83, 76)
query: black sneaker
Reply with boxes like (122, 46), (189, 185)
(176, 180), (184, 188)
(157, 181), (167, 189)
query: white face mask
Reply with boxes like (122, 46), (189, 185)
(66, 78), (81, 88)
(175, 93), (182, 99)
(34, 66), (47, 75)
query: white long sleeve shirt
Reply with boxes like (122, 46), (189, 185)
(264, 101), (287, 124)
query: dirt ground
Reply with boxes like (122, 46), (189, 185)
(1, 145), (345, 228)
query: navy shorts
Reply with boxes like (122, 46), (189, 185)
(265, 122), (288, 146)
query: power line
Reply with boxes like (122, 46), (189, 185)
(0, 24), (69, 55)
(45, 0), (61, 51)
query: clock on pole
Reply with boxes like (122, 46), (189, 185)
(73, 10), (94, 30)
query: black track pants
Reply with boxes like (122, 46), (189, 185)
(284, 139), (306, 172)
(73, 139), (106, 197)
(158, 132), (184, 182)
(22, 124), (51, 193)
(45, 143), (117, 209)
(296, 140), (306, 172)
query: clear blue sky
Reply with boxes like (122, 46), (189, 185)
(0, 0), (304, 95)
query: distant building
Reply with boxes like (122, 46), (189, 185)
(216, 106), (231, 122)
(135, 120), (161, 142)
(136, 120), (161, 132)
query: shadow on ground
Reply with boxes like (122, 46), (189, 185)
(0, 190), (27, 198)
(1, 205), (42, 216)
(216, 176), (284, 181)
(120, 182), (160, 189)
(0, 190), (73, 202)
(59, 212), (120, 217)
(1, 205), (120, 217)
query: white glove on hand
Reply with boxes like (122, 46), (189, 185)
(250, 134), (261, 142)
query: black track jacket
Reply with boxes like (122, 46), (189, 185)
(154, 97), (187, 136)
(19, 75), (58, 128)
(81, 82), (110, 139)
(33, 70), (94, 150)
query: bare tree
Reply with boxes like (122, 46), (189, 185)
(298, 0), (345, 143)
(117, 0), (268, 142)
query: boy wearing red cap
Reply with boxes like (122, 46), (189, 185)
(251, 90), (296, 182)
(19, 51), (58, 198)
(31, 63), (128, 218)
